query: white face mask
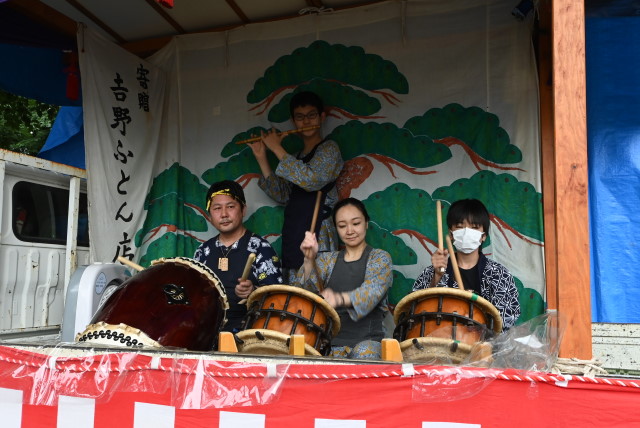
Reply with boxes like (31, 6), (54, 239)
(452, 228), (484, 254)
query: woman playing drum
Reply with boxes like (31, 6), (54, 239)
(412, 199), (520, 330)
(295, 197), (393, 359)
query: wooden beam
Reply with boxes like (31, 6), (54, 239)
(552, 0), (591, 359)
(65, 0), (126, 44)
(537, 1), (557, 310)
(225, 0), (250, 24)
(143, 0), (186, 34)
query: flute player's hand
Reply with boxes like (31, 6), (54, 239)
(248, 138), (267, 160)
(260, 128), (287, 160)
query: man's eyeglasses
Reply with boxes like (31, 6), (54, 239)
(293, 111), (320, 121)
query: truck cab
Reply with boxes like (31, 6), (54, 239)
(0, 149), (90, 340)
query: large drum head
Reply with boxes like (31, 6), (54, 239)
(76, 257), (228, 351)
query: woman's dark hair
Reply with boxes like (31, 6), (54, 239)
(332, 197), (370, 225)
(446, 199), (490, 235)
(290, 91), (324, 117)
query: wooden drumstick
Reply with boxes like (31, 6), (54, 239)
(117, 256), (144, 272)
(309, 190), (323, 233)
(241, 253), (256, 281)
(436, 200), (444, 252)
(309, 190), (325, 292)
(436, 200), (445, 274)
(445, 235), (465, 291)
(238, 253), (256, 305)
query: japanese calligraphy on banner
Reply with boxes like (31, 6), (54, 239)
(79, 27), (170, 263)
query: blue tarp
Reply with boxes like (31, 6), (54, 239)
(0, 43), (81, 107)
(38, 106), (85, 169)
(587, 17), (640, 322)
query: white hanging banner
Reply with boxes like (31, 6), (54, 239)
(79, 26), (169, 264)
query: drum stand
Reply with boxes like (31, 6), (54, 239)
(219, 333), (488, 364)
(218, 331), (308, 356)
(219, 331), (403, 360)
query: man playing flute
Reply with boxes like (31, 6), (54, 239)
(249, 91), (344, 283)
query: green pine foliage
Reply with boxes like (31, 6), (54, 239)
(247, 40), (408, 104)
(404, 104), (522, 165)
(331, 120), (451, 166)
(432, 171), (544, 242)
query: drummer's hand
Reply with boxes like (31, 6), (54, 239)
(235, 279), (255, 299)
(260, 128), (286, 159)
(300, 231), (319, 261)
(320, 288), (345, 308)
(432, 248), (449, 279)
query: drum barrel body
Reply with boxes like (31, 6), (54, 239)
(393, 288), (501, 346)
(243, 285), (339, 356)
(89, 259), (226, 351)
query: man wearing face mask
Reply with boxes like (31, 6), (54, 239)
(412, 199), (520, 330)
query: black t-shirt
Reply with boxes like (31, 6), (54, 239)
(458, 264), (481, 295)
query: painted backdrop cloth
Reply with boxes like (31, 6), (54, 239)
(80, 0), (545, 322)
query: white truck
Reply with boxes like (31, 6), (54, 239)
(0, 149), (127, 344)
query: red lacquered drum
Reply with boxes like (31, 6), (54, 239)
(393, 288), (502, 363)
(76, 257), (228, 351)
(236, 285), (340, 356)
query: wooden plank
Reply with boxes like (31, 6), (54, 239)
(537, 0), (557, 310)
(552, 0), (591, 358)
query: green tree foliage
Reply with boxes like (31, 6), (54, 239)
(203, 134), (302, 185)
(515, 276), (545, 325)
(388, 270), (415, 307)
(138, 232), (202, 268)
(432, 171), (544, 243)
(331, 120), (451, 166)
(365, 183), (439, 248)
(135, 163), (209, 265)
(268, 79), (382, 123)
(247, 40), (409, 105)
(244, 205), (285, 256)
(0, 89), (58, 155)
(365, 221), (416, 266)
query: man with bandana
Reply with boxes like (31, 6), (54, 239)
(194, 180), (283, 332)
(412, 199), (520, 330)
